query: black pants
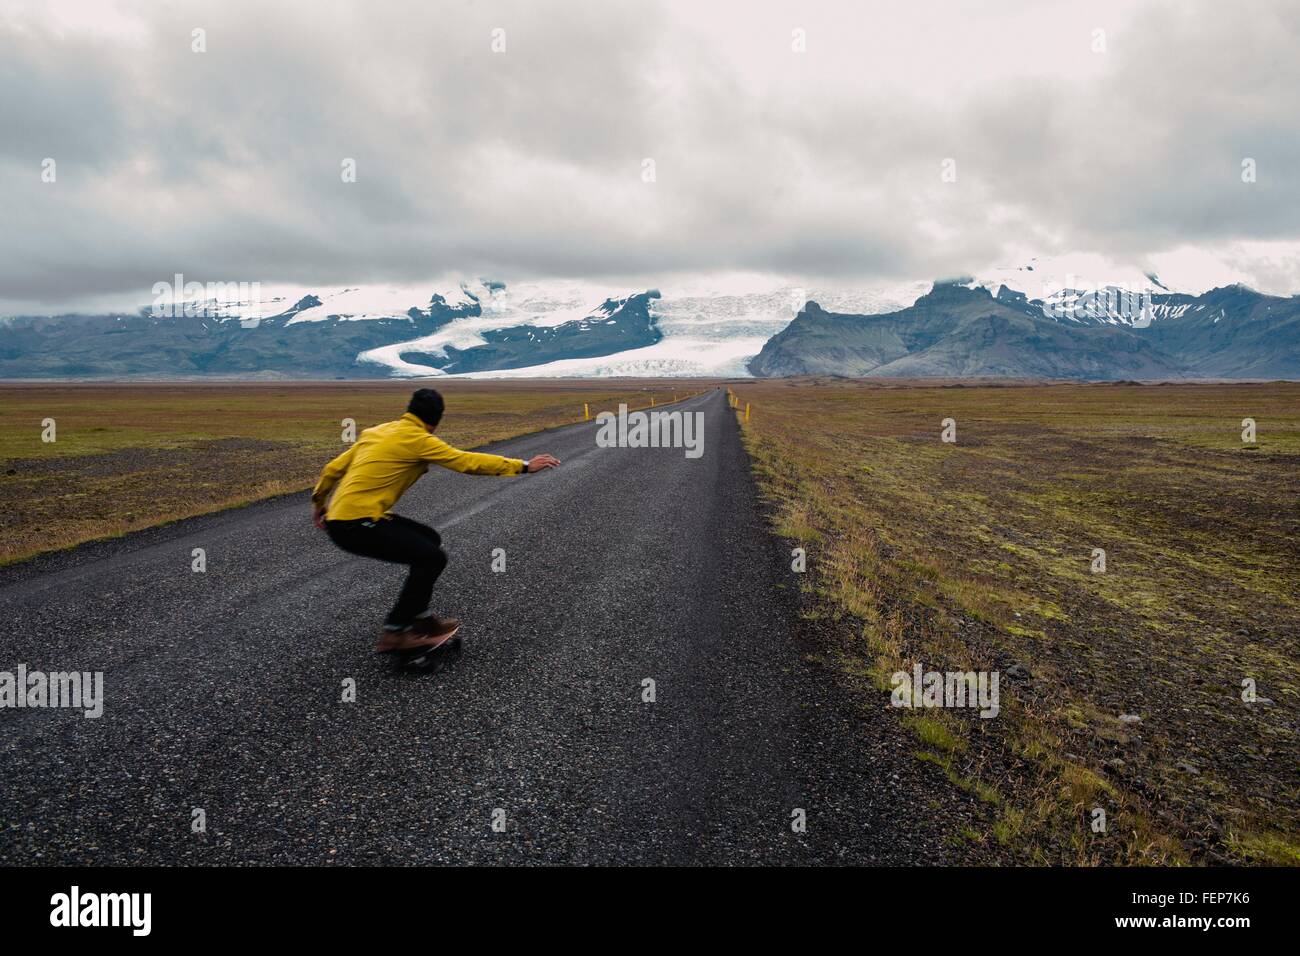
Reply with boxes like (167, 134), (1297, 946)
(325, 515), (449, 628)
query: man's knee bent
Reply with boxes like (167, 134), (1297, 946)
(415, 547), (448, 574)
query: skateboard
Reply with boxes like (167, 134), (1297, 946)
(394, 630), (463, 671)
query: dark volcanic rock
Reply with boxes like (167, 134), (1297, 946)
(750, 282), (1184, 379)
(749, 281), (1300, 380)
(0, 291), (479, 378)
(400, 290), (662, 374)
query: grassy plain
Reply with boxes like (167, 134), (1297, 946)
(731, 379), (1300, 864)
(0, 380), (700, 564)
(4, 375), (1296, 864)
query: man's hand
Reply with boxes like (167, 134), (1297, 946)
(312, 503), (327, 530)
(526, 454), (561, 473)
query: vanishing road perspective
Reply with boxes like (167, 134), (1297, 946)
(0, 389), (958, 865)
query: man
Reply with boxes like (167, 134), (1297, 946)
(312, 387), (560, 653)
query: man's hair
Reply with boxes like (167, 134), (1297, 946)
(407, 388), (445, 429)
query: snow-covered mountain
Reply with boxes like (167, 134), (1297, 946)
(1, 266), (1296, 379)
(274, 278), (928, 378)
(749, 277), (1300, 380)
(0, 276), (928, 379)
(416, 279), (929, 378)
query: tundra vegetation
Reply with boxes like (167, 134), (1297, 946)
(0, 381), (686, 565)
(733, 378), (1300, 865)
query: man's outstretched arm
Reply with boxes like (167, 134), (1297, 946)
(418, 435), (560, 475)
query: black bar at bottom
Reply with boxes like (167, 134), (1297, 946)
(0, 865), (1282, 940)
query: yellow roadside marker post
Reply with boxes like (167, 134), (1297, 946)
(745, 402), (750, 422)
(583, 403), (589, 421)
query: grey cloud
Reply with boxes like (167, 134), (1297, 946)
(1, 0), (1297, 312)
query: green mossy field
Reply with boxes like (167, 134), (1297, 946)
(0, 380), (698, 565)
(732, 379), (1300, 864)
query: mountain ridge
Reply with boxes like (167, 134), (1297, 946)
(747, 281), (1300, 380)
(3, 276), (1298, 380)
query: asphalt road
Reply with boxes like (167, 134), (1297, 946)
(0, 388), (968, 864)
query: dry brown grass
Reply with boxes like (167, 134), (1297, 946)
(730, 378), (1300, 865)
(0, 380), (706, 564)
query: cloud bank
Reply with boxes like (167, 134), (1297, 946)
(1, 0), (1298, 312)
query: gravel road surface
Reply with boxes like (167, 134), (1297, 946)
(0, 389), (970, 864)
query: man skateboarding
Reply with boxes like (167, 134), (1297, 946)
(312, 387), (560, 653)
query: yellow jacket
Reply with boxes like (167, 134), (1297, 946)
(312, 412), (526, 521)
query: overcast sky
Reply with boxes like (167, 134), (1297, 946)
(2, 0), (1298, 312)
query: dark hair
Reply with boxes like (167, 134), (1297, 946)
(407, 388), (445, 429)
